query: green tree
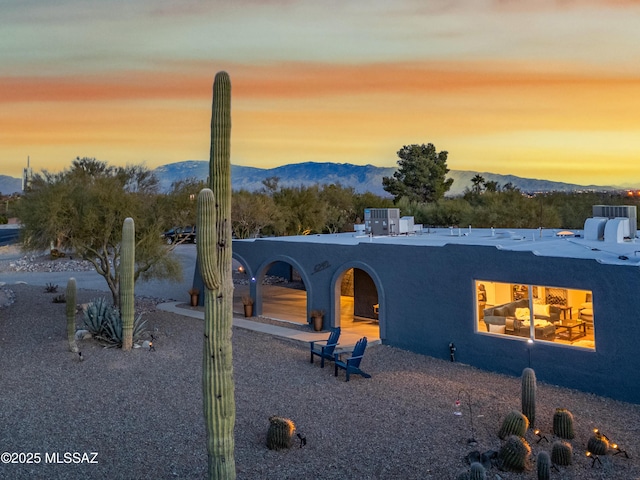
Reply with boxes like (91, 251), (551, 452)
(382, 143), (454, 203)
(17, 157), (181, 305)
(319, 184), (357, 233)
(231, 190), (279, 238)
(470, 174), (485, 195)
(272, 185), (327, 235)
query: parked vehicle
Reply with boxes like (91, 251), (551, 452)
(162, 226), (196, 244)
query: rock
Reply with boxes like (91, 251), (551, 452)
(141, 340), (151, 349)
(75, 329), (92, 340)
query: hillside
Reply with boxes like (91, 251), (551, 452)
(1, 161), (622, 196)
(0, 175), (22, 195)
(154, 160), (617, 197)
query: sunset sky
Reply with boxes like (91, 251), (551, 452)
(2, 0), (640, 186)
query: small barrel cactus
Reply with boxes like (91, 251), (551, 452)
(499, 435), (531, 471)
(551, 440), (573, 466)
(469, 462), (486, 480)
(266, 416), (295, 450)
(521, 367), (537, 428)
(552, 408), (575, 439)
(498, 410), (529, 439)
(587, 432), (609, 455)
(66, 277), (78, 353)
(455, 471), (470, 480)
(536, 451), (551, 480)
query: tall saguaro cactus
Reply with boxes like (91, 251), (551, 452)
(120, 217), (135, 351)
(199, 71), (236, 479)
(66, 277), (78, 353)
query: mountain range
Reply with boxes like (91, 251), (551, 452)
(1, 161), (623, 197)
(154, 161), (619, 197)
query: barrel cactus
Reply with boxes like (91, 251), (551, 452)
(200, 71), (236, 478)
(499, 435), (531, 471)
(587, 431), (609, 455)
(266, 416), (295, 450)
(551, 440), (573, 466)
(521, 367), (536, 427)
(536, 451), (551, 480)
(469, 462), (486, 480)
(120, 217), (135, 351)
(66, 277), (78, 353)
(498, 410), (529, 439)
(552, 408), (575, 439)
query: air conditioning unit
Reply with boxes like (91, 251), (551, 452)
(364, 208), (400, 236)
(592, 205), (637, 239)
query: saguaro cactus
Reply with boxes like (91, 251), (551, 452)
(200, 71), (236, 479)
(66, 277), (78, 353)
(120, 217), (135, 351)
(521, 367), (536, 427)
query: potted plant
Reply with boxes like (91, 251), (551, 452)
(188, 288), (200, 307)
(310, 309), (325, 331)
(242, 296), (254, 317)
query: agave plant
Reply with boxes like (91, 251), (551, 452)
(83, 297), (112, 336)
(99, 309), (147, 348)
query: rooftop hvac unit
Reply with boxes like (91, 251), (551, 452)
(399, 216), (415, 235)
(603, 218), (630, 243)
(583, 217), (607, 241)
(592, 205), (637, 238)
(364, 208), (400, 236)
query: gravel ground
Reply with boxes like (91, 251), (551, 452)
(1, 283), (639, 480)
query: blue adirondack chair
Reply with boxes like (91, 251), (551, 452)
(309, 327), (341, 368)
(334, 336), (371, 381)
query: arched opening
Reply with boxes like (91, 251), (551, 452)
(233, 258), (308, 325)
(250, 260), (308, 325)
(335, 267), (380, 339)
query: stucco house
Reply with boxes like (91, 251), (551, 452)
(231, 206), (640, 404)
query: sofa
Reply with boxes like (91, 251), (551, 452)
(483, 298), (559, 340)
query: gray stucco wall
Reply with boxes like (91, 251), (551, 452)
(233, 238), (640, 404)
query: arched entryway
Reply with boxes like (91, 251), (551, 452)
(255, 258), (309, 325)
(332, 264), (383, 340)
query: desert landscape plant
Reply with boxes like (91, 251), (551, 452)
(199, 70), (236, 479)
(552, 408), (575, 439)
(551, 440), (573, 465)
(266, 416), (295, 450)
(499, 434), (531, 471)
(536, 450), (551, 480)
(521, 367), (536, 427)
(120, 217), (135, 351)
(66, 277), (78, 353)
(498, 410), (529, 439)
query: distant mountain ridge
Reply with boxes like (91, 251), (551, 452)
(0, 161), (624, 196)
(154, 160), (619, 197)
(0, 175), (21, 195)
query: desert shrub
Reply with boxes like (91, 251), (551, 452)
(83, 297), (146, 347)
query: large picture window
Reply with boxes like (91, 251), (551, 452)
(476, 281), (595, 350)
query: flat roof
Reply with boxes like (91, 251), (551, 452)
(237, 227), (640, 267)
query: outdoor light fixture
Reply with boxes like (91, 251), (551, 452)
(534, 429), (548, 443)
(586, 451), (602, 468)
(456, 389), (477, 445)
(593, 429), (629, 458)
(593, 428), (610, 442)
(611, 443), (629, 458)
(449, 342), (456, 362)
